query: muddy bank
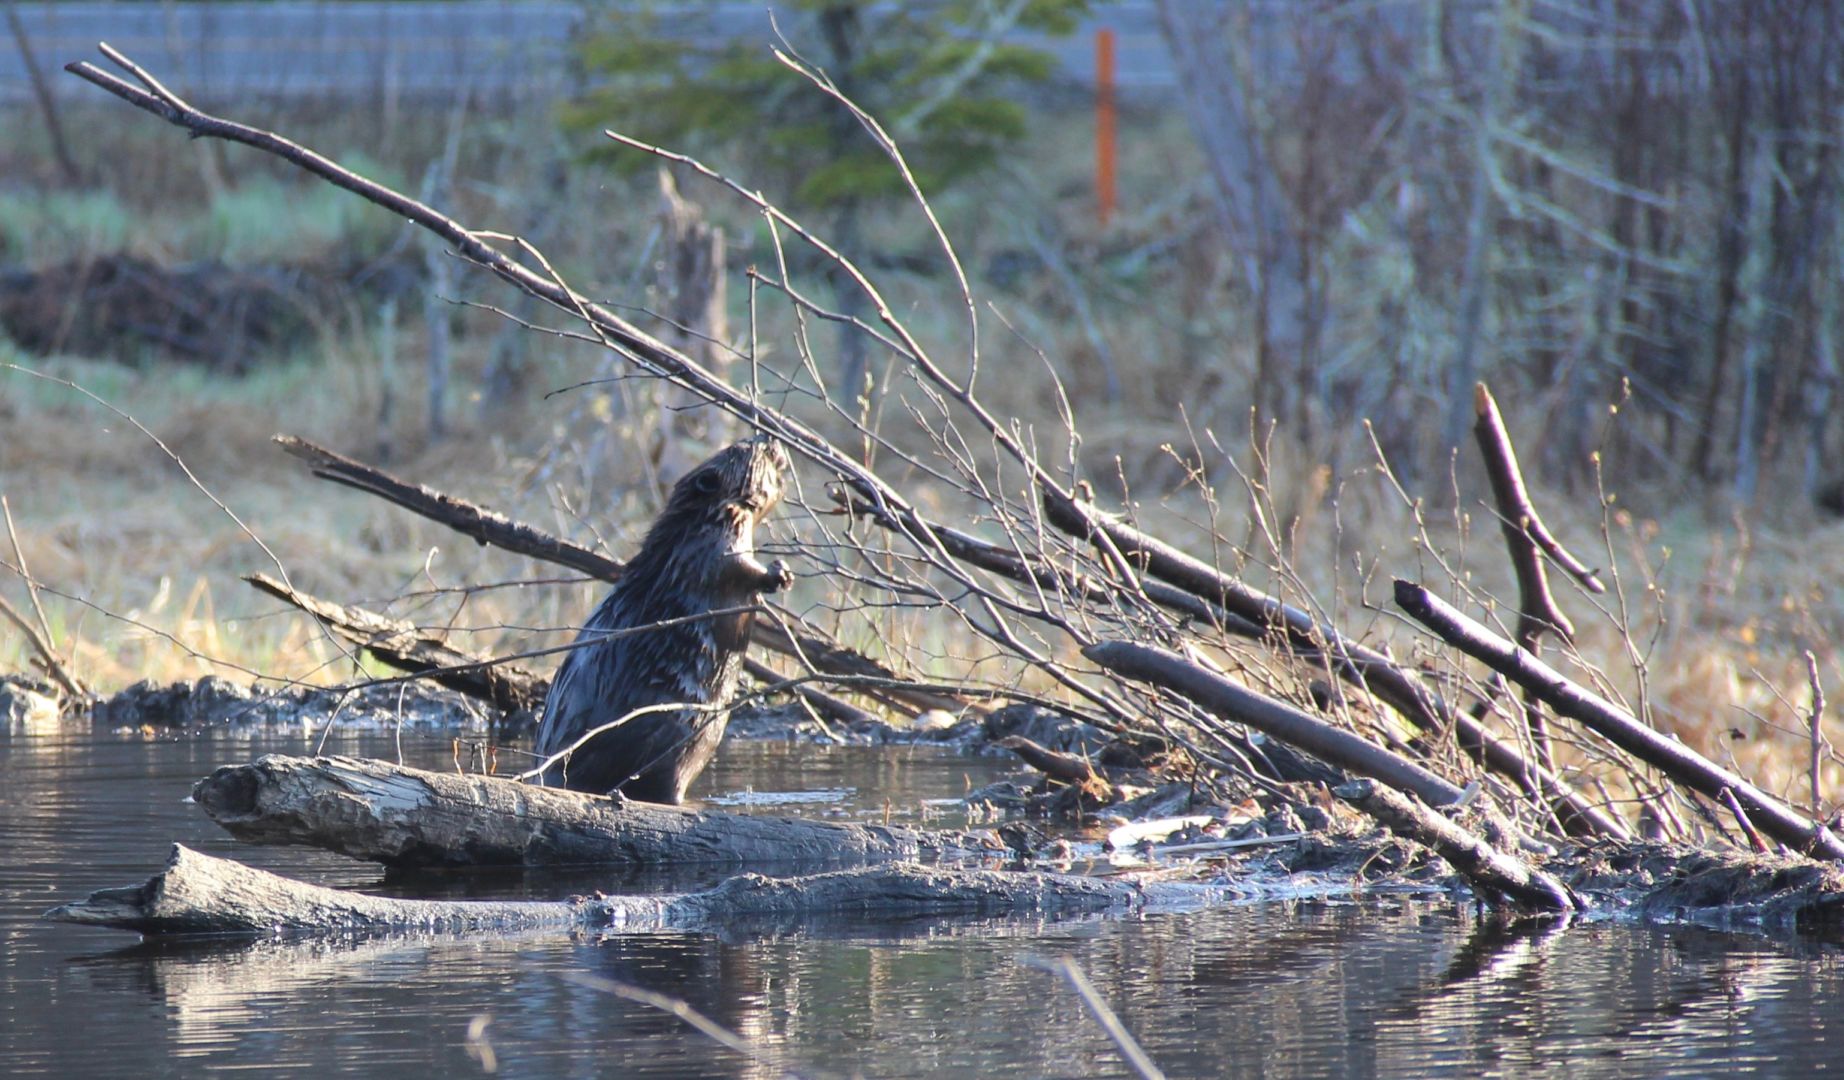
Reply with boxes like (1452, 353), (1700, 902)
(89, 674), (497, 731)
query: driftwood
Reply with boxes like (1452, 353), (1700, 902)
(1335, 779), (1579, 913)
(45, 843), (1148, 936)
(191, 754), (1007, 868)
(1395, 580), (1844, 860)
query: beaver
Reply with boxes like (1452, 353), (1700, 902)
(533, 435), (792, 803)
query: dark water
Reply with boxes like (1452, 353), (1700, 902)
(4, 720), (1843, 1078)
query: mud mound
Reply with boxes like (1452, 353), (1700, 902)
(0, 253), (417, 370)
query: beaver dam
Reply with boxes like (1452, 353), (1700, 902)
(6, 44), (1844, 1076)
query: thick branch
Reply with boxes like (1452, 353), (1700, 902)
(1335, 779), (1579, 913)
(191, 754), (1008, 867)
(1046, 492), (1445, 728)
(1472, 383), (1597, 648)
(1083, 640), (1466, 807)
(0, 593), (84, 702)
(1050, 494), (1626, 838)
(1473, 383), (1605, 609)
(45, 843), (1148, 936)
(838, 490), (1264, 639)
(275, 435), (626, 580)
(1395, 580), (1844, 860)
(245, 572), (544, 713)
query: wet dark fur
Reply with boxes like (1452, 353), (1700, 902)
(533, 437), (790, 803)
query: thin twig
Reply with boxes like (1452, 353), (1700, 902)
(1807, 649), (1827, 817)
(0, 496), (86, 699)
(1020, 955), (1167, 1080)
(560, 972), (813, 1080)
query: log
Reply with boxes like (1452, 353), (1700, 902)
(1335, 780), (1580, 913)
(1394, 579), (1844, 860)
(1083, 640), (1467, 807)
(45, 843), (1147, 936)
(192, 755), (1008, 868)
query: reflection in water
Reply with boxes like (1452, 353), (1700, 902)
(4, 722), (1843, 1076)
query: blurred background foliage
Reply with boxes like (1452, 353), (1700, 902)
(564, 0), (1091, 206)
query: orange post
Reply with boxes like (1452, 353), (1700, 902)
(1095, 27), (1117, 228)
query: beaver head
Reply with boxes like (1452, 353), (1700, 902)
(626, 435), (791, 600)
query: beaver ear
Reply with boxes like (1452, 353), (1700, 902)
(690, 468), (723, 496)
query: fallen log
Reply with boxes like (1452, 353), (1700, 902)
(1394, 580), (1844, 860)
(1335, 779), (1580, 913)
(192, 755), (1008, 868)
(45, 843), (1147, 935)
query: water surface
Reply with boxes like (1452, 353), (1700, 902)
(3, 720), (1841, 1077)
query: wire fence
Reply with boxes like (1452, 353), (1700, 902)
(3, 1), (1182, 109)
(4, 1), (583, 106)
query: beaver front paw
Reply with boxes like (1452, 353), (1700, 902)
(762, 559), (793, 594)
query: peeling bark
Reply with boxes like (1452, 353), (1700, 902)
(192, 755), (1008, 868)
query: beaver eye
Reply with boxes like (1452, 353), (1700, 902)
(691, 470), (722, 496)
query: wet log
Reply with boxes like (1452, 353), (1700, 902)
(45, 843), (1148, 936)
(1395, 580), (1844, 860)
(1335, 779), (1580, 913)
(192, 754), (1007, 868)
(1083, 640), (1466, 806)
